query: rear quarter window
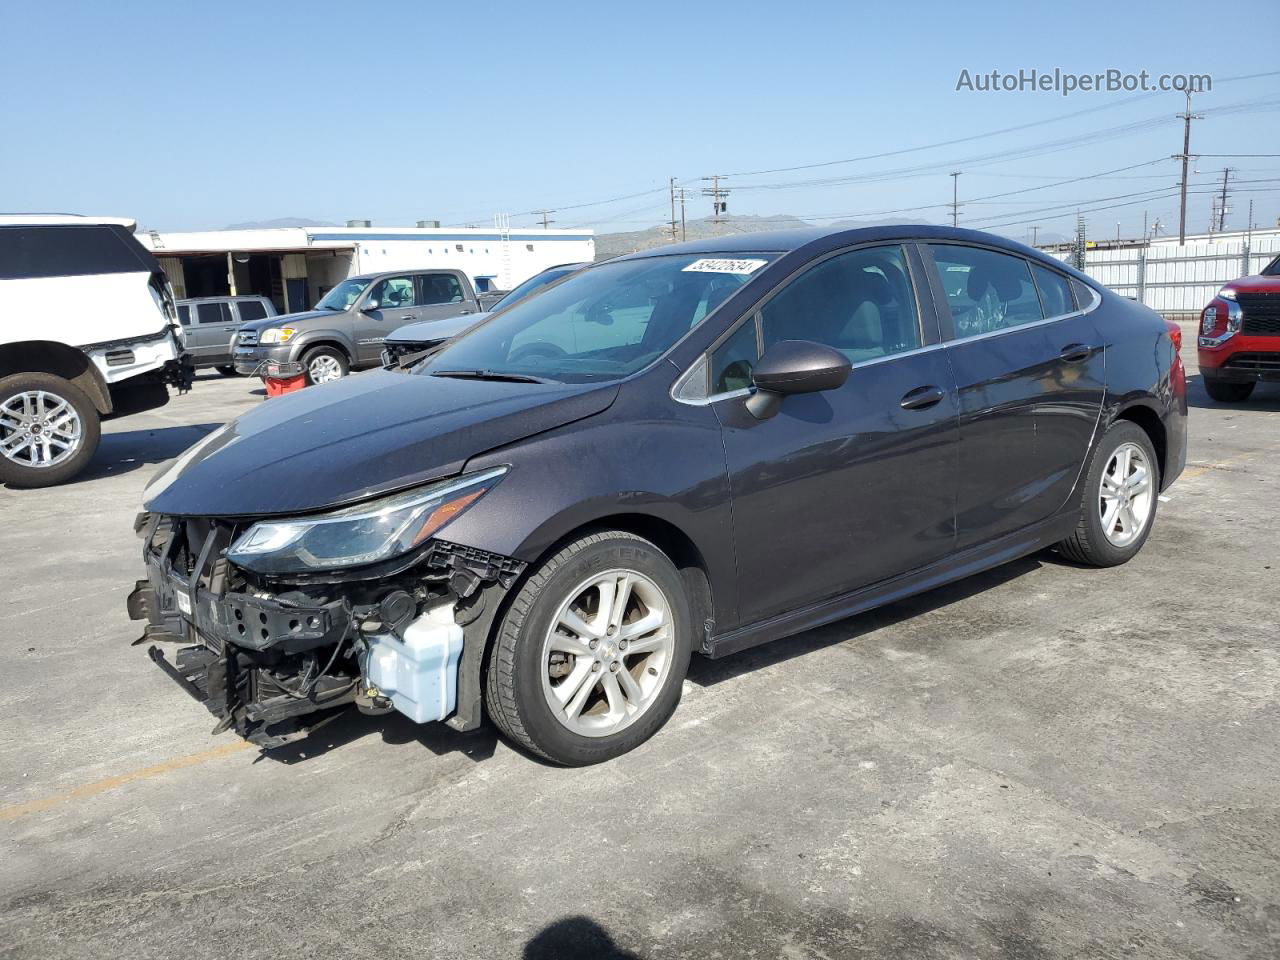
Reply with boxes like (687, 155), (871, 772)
(0, 225), (157, 280)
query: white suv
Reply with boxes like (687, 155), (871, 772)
(0, 215), (192, 487)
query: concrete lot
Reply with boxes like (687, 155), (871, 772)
(1, 330), (1277, 960)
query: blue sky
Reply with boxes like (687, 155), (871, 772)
(3, 0), (1278, 241)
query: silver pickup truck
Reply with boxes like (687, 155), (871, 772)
(233, 268), (482, 383)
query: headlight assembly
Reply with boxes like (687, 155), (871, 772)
(259, 326), (298, 344)
(227, 467), (507, 574)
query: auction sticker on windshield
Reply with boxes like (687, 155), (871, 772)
(682, 258), (769, 275)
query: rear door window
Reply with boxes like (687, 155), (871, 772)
(0, 224), (155, 280)
(195, 302), (232, 324)
(1030, 264), (1076, 318)
(419, 273), (465, 305)
(236, 300), (268, 323)
(927, 245), (1044, 338)
(177, 305), (191, 326)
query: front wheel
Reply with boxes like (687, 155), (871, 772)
(485, 530), (692, 765)
(215, 365), (240, 377)
(301, 346), (349, 385)
(1056, 421), (1159, 567)
(1203, 377), (1254, 403)
(0, 373), (101, 488)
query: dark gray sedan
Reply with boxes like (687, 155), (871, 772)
(130, 225), (1186, 765)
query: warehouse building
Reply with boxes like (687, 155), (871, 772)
(138, 222), (595, 313)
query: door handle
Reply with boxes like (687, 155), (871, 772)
(1059, 343), (1093, 363)
(900, 385), (944, 411)
(399, 315), (415, 321)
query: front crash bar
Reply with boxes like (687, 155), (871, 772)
(147, 645), (206, 702)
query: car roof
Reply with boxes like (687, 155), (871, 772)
(613, 224), (1045, 261)
(0, 213), (138, 230)
(176, 295), (271, 303)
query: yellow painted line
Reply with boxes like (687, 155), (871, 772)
(0, 740), (253, 822)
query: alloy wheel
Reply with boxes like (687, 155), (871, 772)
(308, 355), (344, 383)
(1098, 441), (1154, 548)
(0, 390), (83, 469)
(540, 569), (675, 738)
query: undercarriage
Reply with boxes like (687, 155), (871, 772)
(127, 512), (524, 748)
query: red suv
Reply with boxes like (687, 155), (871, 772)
(1198, 256), (1280, 401)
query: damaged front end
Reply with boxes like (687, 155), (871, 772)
(126, 474), (524, 749)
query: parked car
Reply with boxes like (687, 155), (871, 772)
(128, 225), (1186, 765)
(0, 215), (192, 488)
(232, 268), (482, 384)
(381, 262), (588, 366)
(176, 296), (276, 375)
(1197, 255), (1280, 401)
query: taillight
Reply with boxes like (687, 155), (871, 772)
(1164, 318), (1182, 352)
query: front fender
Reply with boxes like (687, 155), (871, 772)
(439, 390), (739, 631)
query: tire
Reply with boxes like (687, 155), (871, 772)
(215, 365), (240, 377)
(0, 373), (101, 489)
(485, 530), (693, 765)
(301, 346), (349, 385)
(1056, 420), (1160, 567)
(1203, 377), (1254, 403)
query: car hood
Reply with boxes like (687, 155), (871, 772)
(1222, 275), (1280, 295)
(145, 370), (619, 518)
(385, 312), (491, 344)
(239, 309), (340, 332)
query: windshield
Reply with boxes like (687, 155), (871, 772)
(316, 277), (372, 311)
(1263, 256), (1280, 277)
(422, 253), (776, 383)
(491, 265), (582, 311)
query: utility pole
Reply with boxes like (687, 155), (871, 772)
(949, 172), (962, 227)
(1030, 225), (1039, 247)
(1116, 222), (1121, 243)
(533, 209), (555, 229)
(675, 187), (691, 242)
(668, 177), (678, 243)
(1142, 210), (1148, 241)
(1174, 90), (1201, 246)
(1216, 167), (1233, 232)
(701, 175), (730, 229)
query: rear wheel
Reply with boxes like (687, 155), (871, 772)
(0, 373), (101, 488)
(1056, 421), (1159, 567)
(485, 530), (692, 765)
(302, 346), (348, 385)
(215, 365), (239, 377)
(1203, 377), (1254, 403)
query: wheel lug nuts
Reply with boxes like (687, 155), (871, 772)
(609, 662), (619, 672)
(591, 662), (601, 672)
(606, 626), (615, 636)
(618, 639), (628, 650)
(588, 639), (598, 650)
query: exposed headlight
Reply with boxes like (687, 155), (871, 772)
(259, 327), (298, 344)
(1201, 306), (1218, 334)
(226, 467), (507, 574)
(1218, 287), (1237, 301)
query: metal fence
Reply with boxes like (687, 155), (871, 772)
(1043, 228), (1280, 318)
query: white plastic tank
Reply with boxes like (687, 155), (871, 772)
(364, 602), (464, 724)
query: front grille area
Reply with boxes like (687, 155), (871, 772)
(1238, 293), (1280, 335)
(1224, 352), (1280, 372)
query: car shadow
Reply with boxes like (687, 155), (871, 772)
(523, 917), (643, 959)
(257, 706), (503, 766)
(1184, 373), (1280, 410)
(71, 422), (224, 483)
(687, 555), (1043, 688)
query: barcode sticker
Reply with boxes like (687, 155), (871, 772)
(682, 258), (769, 275)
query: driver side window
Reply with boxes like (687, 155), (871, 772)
(371, 276), (416, 309)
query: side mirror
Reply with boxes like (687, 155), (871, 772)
(361, 299), (380, 313)
(746, 339), (851, 420)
